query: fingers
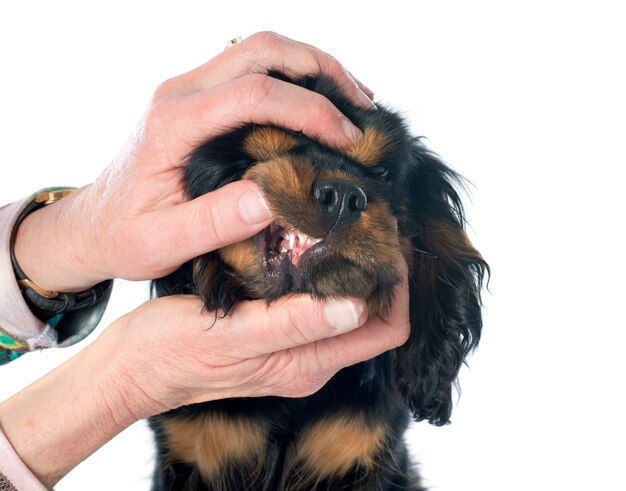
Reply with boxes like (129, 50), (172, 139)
(350, 72), (375, 100)
(130, 261), (409, 403)
(158, 31), (375, 110)
(219, 32), (376, 110)
(220, 296), (368, 357)
(289, 265), (410, 375)
(148, 180), (274, 263)
(154, 73), (363, 158)
(249, 261), (410, 398)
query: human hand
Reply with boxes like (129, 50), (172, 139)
(105, 271), (409, 418)
(0, 262), (408, 487)
(13, 31), (375, 292)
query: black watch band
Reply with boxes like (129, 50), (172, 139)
(9, 188), (113, 317)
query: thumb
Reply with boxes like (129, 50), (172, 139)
(158, 180), (274, 261)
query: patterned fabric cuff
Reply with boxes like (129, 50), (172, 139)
(0, 335), (26, 365)
(0, 472), (18, 491)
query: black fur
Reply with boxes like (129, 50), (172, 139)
(150, 74), (488, 490)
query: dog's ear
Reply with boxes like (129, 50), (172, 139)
(395, 140), (488, 426)
(192, 253), (247, 314)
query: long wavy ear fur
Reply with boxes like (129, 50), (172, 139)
(396, 139), (488, 426)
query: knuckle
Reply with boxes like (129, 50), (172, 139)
(283, 368), (331, 398)
(304, 96), (341, 136)
(152, 77), (177, 101)
(198, 200), (229, 248)
(295, 345), (336, 396)
(260, 349), (333, 398)
(390, 322), (411, 348)
(318, 95), (341, 122)
(309, 92), (332, 116)
(239, 73), (276, 110)
(279, 301), (316, 346)
(324, 57), (346, 78)
(244, 31), (283, 64)
(248, 30), (281, 48)
(288, 376), (328, 398)
(143, 100), (168, 135)
(309, 49), (340, 77)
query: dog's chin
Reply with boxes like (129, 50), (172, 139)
(254, 219), (380, 300)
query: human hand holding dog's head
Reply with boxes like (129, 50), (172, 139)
(0, 264), (408, 488)
(99, 262), (409, 419)
(13, 32), (374, 293)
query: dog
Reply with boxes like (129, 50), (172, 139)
(149, 73), (488, 490)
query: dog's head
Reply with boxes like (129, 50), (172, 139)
(153, 74), (488, 426)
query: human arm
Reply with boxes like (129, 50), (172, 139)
(0, 272), (409, 488)
(0, 31), (387, 488)
(12, 32), (376, 295)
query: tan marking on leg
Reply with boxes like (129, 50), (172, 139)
(162, 413), (267, 481)
(294, 415), (386, 478)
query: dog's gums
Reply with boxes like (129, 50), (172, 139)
(257, 219), (323, 286)
(267, 220), (322, 267)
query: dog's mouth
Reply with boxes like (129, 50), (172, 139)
(257, 220), (323, 285)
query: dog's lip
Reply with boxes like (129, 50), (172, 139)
(255, 220), (325, 284)
(264, 219), (322, 267)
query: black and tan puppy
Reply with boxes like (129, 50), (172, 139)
(150, 73), (488, 490)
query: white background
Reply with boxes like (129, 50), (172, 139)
(1, 1), (625, 490)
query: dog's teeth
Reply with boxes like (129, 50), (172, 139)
(268, 220), (322, 257)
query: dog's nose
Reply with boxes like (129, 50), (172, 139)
(312, 178), (367, 230)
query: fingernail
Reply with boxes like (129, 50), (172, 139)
(324, 298), (367, 333)
(355, 87), (378, 110)
(341, 118), (363, 143)
(361, 84), (375, 99)
(239, 189), (272, 225)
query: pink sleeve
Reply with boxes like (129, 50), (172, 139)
(0, 425), (49, 490)
(1, 200), (53, 489)
(0, 200), (58, 352)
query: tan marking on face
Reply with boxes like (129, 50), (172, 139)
(243, 157), (324, 238)
(218, 240), (259, 275)
(242, 127), (300, 161)
(342, 200), (403, 270)
(294, 415), (386, 478)
(343, 127), (389, 166)
(217, 240), (268, 298)
(162, 413), (267, 481)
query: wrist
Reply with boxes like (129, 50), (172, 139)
(0, 326), (138, 487)
(97, 313), (173, 420)
(12, 186), (109, 293)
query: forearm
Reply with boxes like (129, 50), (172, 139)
(0, 325), (141, 488)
